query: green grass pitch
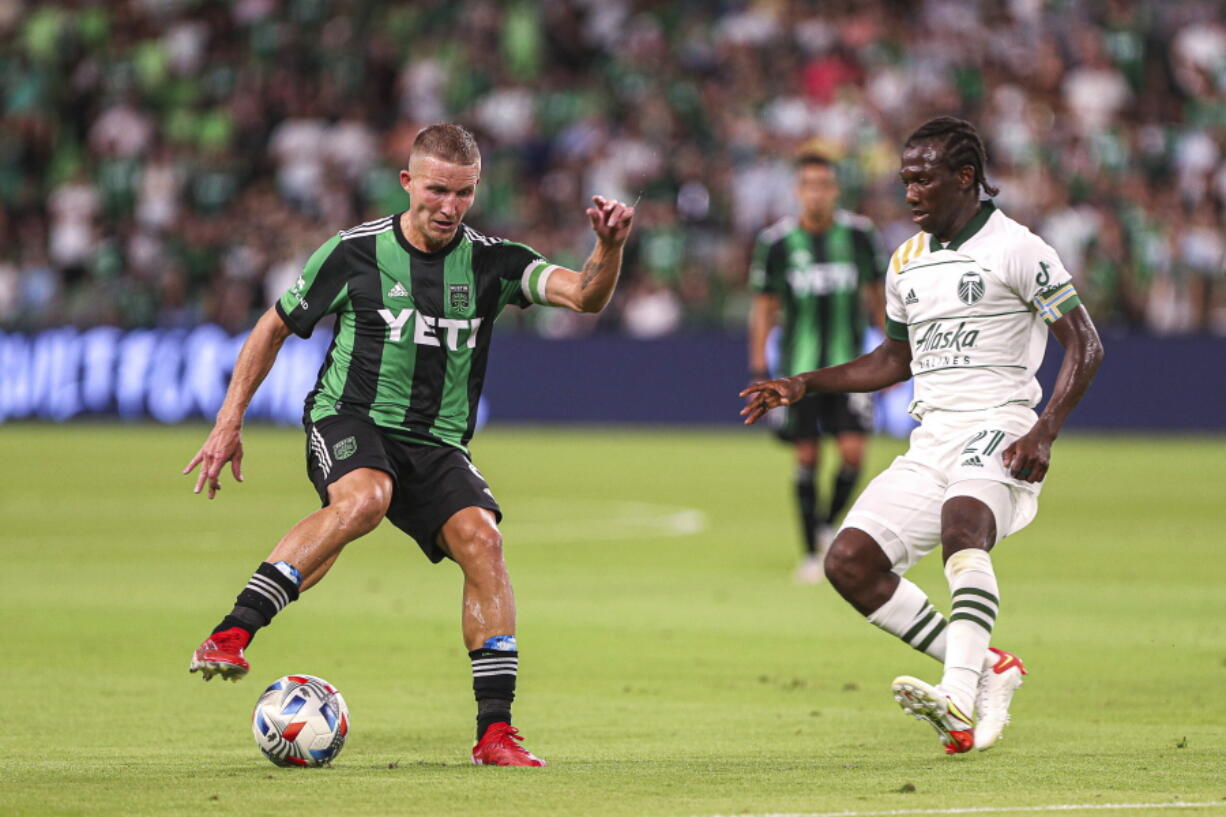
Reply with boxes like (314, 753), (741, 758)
(1, 424), (1224, 817)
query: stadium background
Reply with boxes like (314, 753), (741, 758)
(2, 3), (1225, 817)
(1, 0), (1224, 430)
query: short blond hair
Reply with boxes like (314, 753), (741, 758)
(410, 123), (481, 166)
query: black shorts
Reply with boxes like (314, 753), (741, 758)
(774, 392), (873, 442)
(304, 414), (502, 563)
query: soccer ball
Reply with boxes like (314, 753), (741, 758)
(251, 675), (349, 767)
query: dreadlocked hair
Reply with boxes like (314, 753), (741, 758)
(906, 116), (1000, 198)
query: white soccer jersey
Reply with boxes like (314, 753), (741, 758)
(884, 202), (1081, 418)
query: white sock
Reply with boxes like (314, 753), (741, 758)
(940, 549), (999, 716)
(867, 577), (948, 662)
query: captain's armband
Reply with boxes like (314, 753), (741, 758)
(520, 260), (559, 306)
(1032, 282), (1081, 324)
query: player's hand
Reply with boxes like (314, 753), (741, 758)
(739, 377), (805, 425)
(586, 195), (635, 247)
(1000, 429), (1052, 483)
(183, 422), (245, 499)
(747, 369), (771, 387)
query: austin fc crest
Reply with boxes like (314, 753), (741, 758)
(332, 436), (357, 460)
(957, 271), (985, 305)
(449, 284), (471, 310)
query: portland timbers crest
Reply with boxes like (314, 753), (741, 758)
(449, 283), (471, 310)
(957, 271), (985, 305)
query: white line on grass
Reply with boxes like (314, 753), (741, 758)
(694, 800), (1226, 817)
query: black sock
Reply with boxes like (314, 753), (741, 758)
(470, 647), (518, 740)
(211, 561), (301, 641)
(795, 466), (818, 556)
(212, 612), (261, 642)
(827, 465), (861, 525)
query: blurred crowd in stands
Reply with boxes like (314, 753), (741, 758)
(1, 0), (1223, 337)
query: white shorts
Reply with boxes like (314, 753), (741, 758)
(841, 404), (1043, 574)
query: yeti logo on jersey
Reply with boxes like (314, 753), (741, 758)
(787, 262), (857, 296)
(957, 271), (985, 305)
(332, 436), (357, 460)
(377, 308), (484, 349)
(449, 284), (471, 310)
(915, 321), (980, 352)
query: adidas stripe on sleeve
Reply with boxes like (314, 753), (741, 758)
(884, 233), (926, 342)
(276, 235), (353, 337)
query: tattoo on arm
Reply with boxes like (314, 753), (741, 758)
(580, 257), (608, 290)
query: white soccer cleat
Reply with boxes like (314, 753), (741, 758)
(892, 675), (975, 754)
(794, 555), (825, 585)
(974, 647), (1027, 751)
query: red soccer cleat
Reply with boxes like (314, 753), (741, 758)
(471, 723), (547, 767)
(943, 726), (975, 755)
(892, 675), (976, 755)
(189, 627), (251, 682)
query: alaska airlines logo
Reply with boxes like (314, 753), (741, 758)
(787, 262), (857, 297)
(957, 271), (985, 304)
(378, 308), (483, 349)
(915, 321), (980, 352)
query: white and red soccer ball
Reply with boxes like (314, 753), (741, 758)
(252, 674), (349, 767)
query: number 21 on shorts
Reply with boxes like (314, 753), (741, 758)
(961, 429), (1007, 456)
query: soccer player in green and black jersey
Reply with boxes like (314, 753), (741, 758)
(183, 124), (636, 767)
(748, 153), (886, 584)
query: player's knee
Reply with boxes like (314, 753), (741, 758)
(453, 525), (504, 569)
(475, 527), (504, 560)
(941, 526), (990, 558)
(334, 488), (389, 536)
(826, 530), (893, 590)
(824, 536), (866, 590)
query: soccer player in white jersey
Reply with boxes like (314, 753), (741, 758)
(740, 117), (1104, 754)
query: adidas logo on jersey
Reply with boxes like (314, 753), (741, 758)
(961, 455), (983, 467)
(904, 289), (918, 305)
(387, 282), (409, 298)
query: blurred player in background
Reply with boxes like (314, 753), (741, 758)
(741, 117), (1103, 754)
(183, 123), (635, 767)
(747, 153), (886, 584)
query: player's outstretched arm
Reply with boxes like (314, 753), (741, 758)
(1001, 305), (1103, 482)
(740, 338), (912, 425)
(541, 195), (635, 313)
(183, 307), (293, 498)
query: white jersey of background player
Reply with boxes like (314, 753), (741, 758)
(741, 117), (1103, 755)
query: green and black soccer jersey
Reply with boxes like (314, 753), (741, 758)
(749, 211), (886, 376)
(276, 214), (557, 451)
